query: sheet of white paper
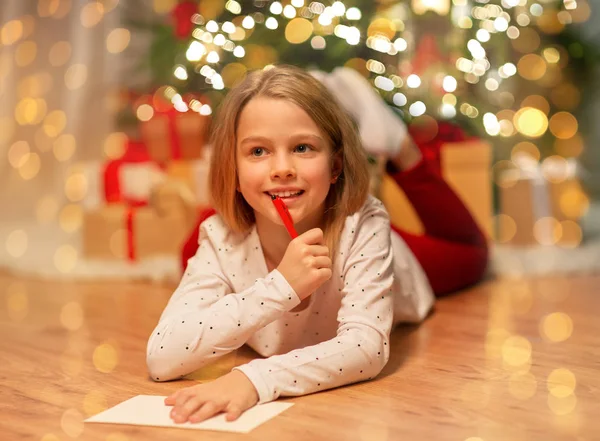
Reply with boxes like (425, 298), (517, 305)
(85, 395), (293, 433)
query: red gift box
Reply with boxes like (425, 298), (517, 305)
(103, 139), (165, 206)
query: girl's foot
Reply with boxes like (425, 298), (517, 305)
(329, 67), (407, 158)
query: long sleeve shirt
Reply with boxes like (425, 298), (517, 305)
(146, 195), (435, 403)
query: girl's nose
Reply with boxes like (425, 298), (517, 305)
(270, 153), (296, 179)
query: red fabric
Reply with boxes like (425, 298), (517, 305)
(389, 159), (488, 296)
(181, 207), (218, 270)
(126, 207), (136, 261)
(407, 121), (471, 174)
(171, 1), (197, 40)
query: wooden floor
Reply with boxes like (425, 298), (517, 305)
(1, 271), (599, 441)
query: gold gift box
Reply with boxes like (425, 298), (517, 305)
(82, 204), (191, 260)
(379, 140), (493, 239)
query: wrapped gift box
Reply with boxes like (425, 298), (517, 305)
(165, 158), (211, 207)
(150, 179), (200, 230)
(140, 109), (210, 163)
(118, 162), (166, 204)
(379, 139), (493, 239)
(103, 139), (164, 205)
(498, 157), (586, 246)
(82, 204), (191, 261)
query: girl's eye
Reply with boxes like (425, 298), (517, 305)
(251, 147), (265, 156)
(295, 144), (312, 153)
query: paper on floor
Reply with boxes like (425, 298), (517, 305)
(85, 395), (294, 433)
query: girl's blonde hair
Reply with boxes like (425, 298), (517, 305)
(208, 65), (370, 257)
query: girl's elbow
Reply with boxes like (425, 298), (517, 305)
(146, 352), (181, 382)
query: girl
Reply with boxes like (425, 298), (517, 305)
(181, 67), (489, 296)
(148, 65), (440, 424)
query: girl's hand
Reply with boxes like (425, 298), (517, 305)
(277, 228), (332, 300)
(165, 370), (259, 424)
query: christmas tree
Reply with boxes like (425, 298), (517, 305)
(123, 0), (595, 166)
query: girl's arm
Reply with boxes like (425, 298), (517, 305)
(146, 225), (303, 382)
(233, 199), (396, 403)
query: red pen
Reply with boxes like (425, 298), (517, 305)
(271, 195), (298, 239)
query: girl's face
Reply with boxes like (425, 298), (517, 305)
(235, 97), (337, 232)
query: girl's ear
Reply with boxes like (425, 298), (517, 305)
(331, 152), (343, 183)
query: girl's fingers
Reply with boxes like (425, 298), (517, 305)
(171, 395), (201, 423)
(189, 401), (222, 423)
(225, 403), (244, 422)
(164, 390), (181, 405)
(309, 245), (329, 257)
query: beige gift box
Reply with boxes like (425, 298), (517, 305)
(82, 204), (191, 261)
(498, 157), (586, 246)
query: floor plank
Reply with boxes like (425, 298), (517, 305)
(1, 271), (599, 440)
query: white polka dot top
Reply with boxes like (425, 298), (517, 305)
(147, 195), (434, 403)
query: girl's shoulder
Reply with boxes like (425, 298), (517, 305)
(198, 213), (252, 250)
(339, 195), (391, 240)
(347, 194), (390, 226)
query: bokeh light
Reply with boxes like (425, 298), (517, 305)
(18, 152), (41, 180)
(60, 301), (84, 331)
(6, 282), (28, 321)
(547, 368), (576, 397)
(59, 204), (84, 233)
(93, 342), (119, 373)
(558, 184), (589, 218)
(83, 390), (108, 417)
(518, 54), (547, 81)
(495, 214), (517, 243)
(521, 95), (550, 115)
(548, 393), (577, 415)
(511, 27), (540, 53)
(38, 0), (59, 18)
(5, 229), (28, 258)
(107, 28), (131, 54)
(1, 20), (23, 45)
(81, 1), (105, 28)
(54, 245), (78, 273)
(549, 112), (578, 139)
(103, 132), (127, 160)
(65, 172), (88, 202)
(502, 335), (532, 367)
(485, 328), (511, 359)
(65, 64), (88, 90)
(511, 141), (541, 162)
(53, 134), (77, 162)
(554, 133), (584, 157)
(61, 408), (84, 438)
(533, 217), (562, 245)
(43, 110), (67, 137)
(15, 41), (37, 67)
(514, 107), (548, 138)
(49, 41), (72, 67)
(540, 312), (573, 342)
(285, 18), (313, 44)
(558, 220), (583, 247)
